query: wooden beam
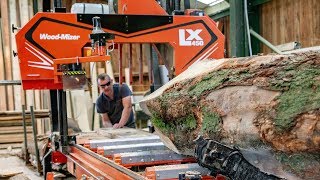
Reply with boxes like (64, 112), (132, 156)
(0, 0), (14, 110)
(9, 0), (22, 110)
(0, 115), (49, 121)
(0, 134), (32, 144)
(90, 61), (99, 130)
(0, 126), (32, 135)
(249, 0), (271, 6)
(204, 1), (229, 16)
(209, 8), (230, 21)
(19, 0), (33, 109)
(0, 17), (7, 111)
(0, 109), (49, 115)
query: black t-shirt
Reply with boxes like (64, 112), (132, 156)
(96, 83), (135, 127)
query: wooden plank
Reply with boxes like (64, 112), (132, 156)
(0, 126), (32, 135)
(299, 0), (312, 48)
(0, 143), (22, 149)
(90, 62), (99, 130)
(0, 133), (32, 144)
(69, 90), (90, 131)
(42, 90), (50, 109)
(0, 115), (49, 121)
(34, 90), (41, 109)
(273, 0), (280, 45)
(293, 0), (301, 45)
(0, 120), (32, 127)
(285, 0), (295, 45)
(261, 1), (272, 53)
(0, 18), (7, 111)
(26, 90), (33, 110)
(28, 0), (34, 19)
(312, 0), (320, 46)
(9, 0), (22, 110)
(282, 0), (288, 43)
(37, 0), (42, 12)
(19, 0), (31, 109)
(0, 109), (49, 115)
(0, 0), (14, 110)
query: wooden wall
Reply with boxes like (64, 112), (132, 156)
(261, 0), (320, 53)
(0, 0), (48, 111)
(214, 0), (319, 57)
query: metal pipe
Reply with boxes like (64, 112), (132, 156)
(0, 80), (21, 85)
(244, 0), (252, 56)
(33, 0), (38, 15)
(61, 91), (68, 154)
(249, 29), (283, 54)
(30, 106), (41, 173)
(22, 105), (29, 164)
(149, 44), (154, 84)
(91, 103), (96, 131)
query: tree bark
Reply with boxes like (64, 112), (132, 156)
(140, 51), (320, 179)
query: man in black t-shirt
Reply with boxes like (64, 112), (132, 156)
(96, 73), (135, 128)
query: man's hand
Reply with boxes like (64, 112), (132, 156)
(101, 113), (112, 128)
(113, 123), (123, 129)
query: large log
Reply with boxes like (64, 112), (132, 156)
(140, 51), (320, 179)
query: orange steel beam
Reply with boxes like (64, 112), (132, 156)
(113, 153), (195, 168)
(67, 146), (146, 180)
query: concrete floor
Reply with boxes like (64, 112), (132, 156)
(0, 149), (42, 180)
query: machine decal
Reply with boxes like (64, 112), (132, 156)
(178, 29), (204, 46)
(39, 33), (80, 40)
(194, 42), (219, 64)
(25, 42), (54, 70)
(25, 17), (92, 59)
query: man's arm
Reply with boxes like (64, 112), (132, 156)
(113, 96), (132, 128)
(101, 113), (112, 128)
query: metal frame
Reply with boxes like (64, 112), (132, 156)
(67, 144), (145, 180)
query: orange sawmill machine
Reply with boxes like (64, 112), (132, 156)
(15, 0), (226, 179)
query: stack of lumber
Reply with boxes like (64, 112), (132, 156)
(0, 110), (49, 149)
(140, 51), (320, 179)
